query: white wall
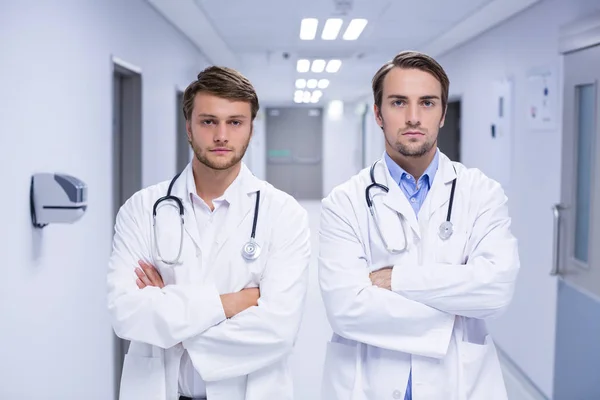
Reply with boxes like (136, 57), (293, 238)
(436, 0), (600, 397)
(0, 0), (207, 398)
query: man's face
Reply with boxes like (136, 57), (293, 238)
(186, 92), (253, 171)
(375, 67), (445, 158)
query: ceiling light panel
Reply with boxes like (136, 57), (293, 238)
(318, 79), (330, 89)
(321, 18), (343, 40)
(297, 59), (310, 73)
(295, 79), (307, 89)
(325, 60), (342, 73)
(300, 18), (318, 40)
(343, 19), (368, 40)
(311, 59), (326, 73)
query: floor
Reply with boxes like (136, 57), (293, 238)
(292, 200), (542, 400)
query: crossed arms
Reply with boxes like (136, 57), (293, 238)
(106, 196), (311, 381)
(318, 178), (520, 359)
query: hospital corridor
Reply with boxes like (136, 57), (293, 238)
(2, 0), (600, 399)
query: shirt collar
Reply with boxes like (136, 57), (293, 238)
(186, 163), (245, 204)
(384, 149), (439, 188)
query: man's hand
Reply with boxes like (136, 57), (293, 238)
(220, 288), (260, 319)
(370, 267), (392, 290)
(135, 261), (165, 289)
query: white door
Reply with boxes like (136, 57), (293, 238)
(553, 13), (600, 400)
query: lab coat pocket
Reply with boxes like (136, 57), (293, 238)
(458, 335), (506, 400)
(119, 353), (166, 400)
(321, 341), (358, 400)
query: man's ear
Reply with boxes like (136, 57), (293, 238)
(439, 106), (447, 128)
(374, 104), (384, 130)
(186, 120), (192, 143)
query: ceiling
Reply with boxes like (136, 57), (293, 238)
(147, 0), (541, 107)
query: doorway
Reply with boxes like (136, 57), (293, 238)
(111, 57), (143, 398)
(438, 99), (461, 161)
(265, 107), (323, 199)
(553, 13), (600, 399)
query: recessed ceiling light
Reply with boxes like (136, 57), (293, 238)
(322, 18), (343, 40)
(296, 79), (307, 89)
(311, 59), (326, 73)
(300, 18), (318, 40)
(343, 19), (368, 40)
(318, 79), (330, 89)
(297, 59), (310, 73)
(303, 91), (311, 103)
(307, 79), (318, 89)
(326, 59), (342, 73)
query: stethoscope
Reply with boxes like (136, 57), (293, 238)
(365, 160), (457, 253)
(152, 171), (262, 265)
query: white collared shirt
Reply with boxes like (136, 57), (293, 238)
(178, 172), (236, 397)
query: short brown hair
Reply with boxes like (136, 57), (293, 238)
(372, 51), (449, 113)
(182, 66), (259, 121)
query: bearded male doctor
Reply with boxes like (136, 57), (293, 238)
(318, 51), (520, 400)
(107, 66), (310, 400)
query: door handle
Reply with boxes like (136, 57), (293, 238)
(551, 203), (566, 276)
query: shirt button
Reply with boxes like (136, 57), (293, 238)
(392, 389), (403, 399)
(410, 197), (417, 203)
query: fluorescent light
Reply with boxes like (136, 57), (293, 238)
(311, 90), (323, 101)
(303, 91), (311, 103)
(297, 59), (310, 73)
(307, 79), (318, 89)
(295, 90), (304, 97)
(318, 79), (330, 89)
(343, 19), (368, 40)
(294, 96), (303, 104)
(295, 79), (306, 89)
(322, 18), (343, 40)
(300, 18), (318, 40)
(311, 59), (326, 73)
(326, 59), (342, 73)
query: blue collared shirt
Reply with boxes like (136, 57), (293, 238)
(383, 150), (439, 400)
(384, 150), (439, 216)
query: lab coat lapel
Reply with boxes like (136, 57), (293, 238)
(171, 163), (202, 250)
(422, 152), (457, 221)
(375, 158), (421, 238)
(212, 164), (262, 258)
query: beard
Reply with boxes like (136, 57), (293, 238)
(189, 138), (249, 171)
(380, 114), (437, 158)
(392, 135), (436, 157)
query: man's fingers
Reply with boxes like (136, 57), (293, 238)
(135, 266), (152, 287)
(136, 278), (145, 289)
(139, 261), (164, 288)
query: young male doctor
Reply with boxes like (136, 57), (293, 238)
(318, 51), (520, 400)
(107, 66), (311, 400)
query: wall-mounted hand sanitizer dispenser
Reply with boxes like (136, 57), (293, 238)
(30, 173), (88, 228)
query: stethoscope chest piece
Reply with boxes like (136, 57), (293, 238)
(438, 221), (454, 240)
(242, 239), (261, 261)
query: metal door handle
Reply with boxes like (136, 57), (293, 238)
(551, 204), (566, 276)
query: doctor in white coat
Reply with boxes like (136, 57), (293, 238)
(107, 66), (310, 400)
(318, 51), (520, 400)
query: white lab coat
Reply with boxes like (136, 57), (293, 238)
(318, 151), (520, 400)
(107, 163), (311, 400)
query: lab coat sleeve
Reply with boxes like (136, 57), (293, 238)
(318, 192), (455, 359)
(181, 200), (310, 382)
(107, 195), (226, 349)
(391, 175), (520, 319)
